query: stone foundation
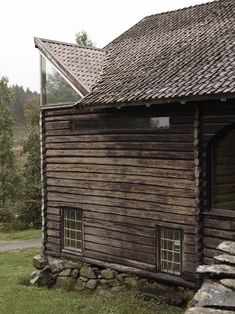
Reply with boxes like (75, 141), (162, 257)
(30, 255), (188, 305)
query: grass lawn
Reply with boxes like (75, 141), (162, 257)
(0, 229), (41, 241)
(0, 248), (184, 314)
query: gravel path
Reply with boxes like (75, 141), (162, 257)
(0, 238), (42, 252)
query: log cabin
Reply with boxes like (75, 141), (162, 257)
(34, 0), (235, 288)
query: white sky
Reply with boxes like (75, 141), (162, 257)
(0, 0), (214, 92)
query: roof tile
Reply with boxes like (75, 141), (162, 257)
(80, 0), (235, 107)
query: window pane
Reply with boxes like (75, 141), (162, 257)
(41, 55), (80, 106)
(64, 208), (82, 251)
(71, 116), (170, 131)
(159, 227), (182, 275)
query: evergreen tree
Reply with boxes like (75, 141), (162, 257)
(0, 77), (19, 224)
(18, 104), (41, 228)
(75, 30), (95, 47)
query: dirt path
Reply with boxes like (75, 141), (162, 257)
(0, 238), (42, 252)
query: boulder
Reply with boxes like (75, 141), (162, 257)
(79, 276), (88, 282)
(64, 261), (83, 269)
(197, 264), (235, 278)
(86, 279), (97, 290)
(192, 280), (235, 310)
(54, 277), (76, 291)
(33, 255), (48, 270)
(220, 278), (235, 290)
(71, 269), (79, 279)
(31, 270), (40, 278)
(80, 265), (96, 279)
(60, 268), (72, 277)
(74, 279), (86, 292)
(123, 277), (139, 289)
(101, 269), (116, 280)
(116, 273), (127, 283)
(30, 275), (40, 286)
(217, 242), (235, 255)
(38, 266), (51, 286)
(48, 257), (66, 273)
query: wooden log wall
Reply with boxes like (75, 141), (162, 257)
(42, 104), (197, 287)
(201, 100), (235, 265)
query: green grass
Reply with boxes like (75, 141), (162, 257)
(0, 248), (184, 314)
(0, 229), (41, 241)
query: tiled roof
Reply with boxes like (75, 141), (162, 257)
(34, 38), (106, 95)
(80, 0), (235, 107)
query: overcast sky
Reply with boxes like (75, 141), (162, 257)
(0, 0), (214, 92)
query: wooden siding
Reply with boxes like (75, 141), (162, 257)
(201, 101), (235, 264)
(42, 104), (197, 286)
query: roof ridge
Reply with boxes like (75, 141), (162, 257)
(145, 0), (223, 19)
(35, 37), (105, 52)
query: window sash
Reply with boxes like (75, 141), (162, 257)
(159, 227), (182, 275)
(63, 208), (82, 252)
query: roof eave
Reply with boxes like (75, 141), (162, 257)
(74, 92), (235, 112)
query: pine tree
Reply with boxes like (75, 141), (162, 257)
(19, 104), (41, 228)
(0, 77), (19, 224)
(75, 30), (95, 47)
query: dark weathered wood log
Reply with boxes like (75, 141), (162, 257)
(46, 149), (194, 160)
(46, 201), (196, 228)
(45, 133), (193, 143)
(85, 234), (154, 254)
(47, 192), (195, 215)
(46, 185), (195, 207)
(85, 242), (155, 264)
(46, 171), (195, 189)
(47, 178), (195, 198)
(46, 141), (194, 152)
(46, 156), (194, 170)
(46, 163), (194, 180)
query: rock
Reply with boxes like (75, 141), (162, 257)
(71, 269), (79, 279)
(123, 277), (139, 289)
(185, 308), (235, 314)
(111, 286), (124, 294)
(101, 269), (116, 279)
(116, 273), (127, 283)
(217, 241), (235, 255)
(54, 277), (76, 291)
(197, 264), (235, 278)
(108, 279), (120, 287)
(80, 265), (96, 279)
(38, 266), (51, 286)
(31, 270), (40, 278)
(48, 257), (66, 272)
(30, 275), (40, 286)
(220, 278), (235, 290)
(96, 289), (113, 297)
(64, 261), (83, 269)
(192, 280), (235, 310)
(214, 254), (235, 266)
(60, 268), (72, 277)
(100, 279), (108, 285)
(138, 283), (184, 307)
(79, 276), (88, 282)
(86, 279), (97, 290)
(33, 255), (48, 270)
(74, 279), (86, 292)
